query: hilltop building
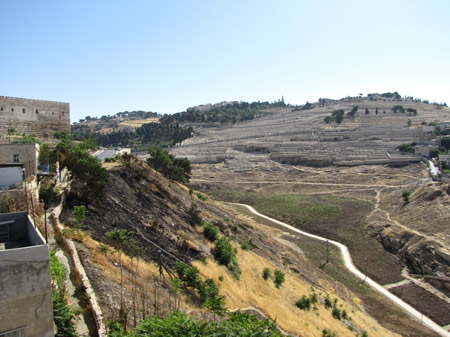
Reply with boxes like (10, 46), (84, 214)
(0, 96), (70, 144)
(0, 212), (53, 337)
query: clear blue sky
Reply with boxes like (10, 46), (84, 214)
(1, 0), (449, 123)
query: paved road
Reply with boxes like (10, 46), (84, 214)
(228, 202), (450, 337)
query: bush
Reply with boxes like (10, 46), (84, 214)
(214, 237), (233, 265)
(274, 270), (285, 288)
(262, 267), (271, 280)
(398, 143), (415, 153)
(295, 295), (312, 311)
(322, 329), (337, 337)
(203, 222), (219, 242)
(332, 307), (342, 320)
(50, 251), (78, 337)
(147, 147), (191, 183)
(197, 193), (208, 201)
(39, 184), (57, 209)
(324, 295), (332, 309)
(402, 190), (411, 203)
(213, 237), (241, 279)
(392, 105), (405, 113)
(241, 239), (257, 250)
(63, 146), (108, 204)
(189, 203), (202, 226)
(108, 311), (284, 337)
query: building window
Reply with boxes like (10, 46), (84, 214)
(43, 133), (49, 138)
(35, 109), (39, 114)
(22, 108), (26, 113)
(13, 154), (19, 163)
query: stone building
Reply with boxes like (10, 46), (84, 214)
(0, 143), (40, 177)
(0, 212), (53, 337)
(0, 96), (70, 144)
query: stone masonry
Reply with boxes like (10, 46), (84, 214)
(0, 96), (70, 144)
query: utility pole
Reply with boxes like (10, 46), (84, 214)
(326, 240), (329, 264)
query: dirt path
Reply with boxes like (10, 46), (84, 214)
(230, 202), (450, 337)
(368, 189), (447, 249)
(192, 178), (409, 189)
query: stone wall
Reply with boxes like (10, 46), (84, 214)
(0, 96), (70, 143)
(0, 143), (39, 176)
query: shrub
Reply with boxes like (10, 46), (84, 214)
(214, 237), (234, 266)
(72, 205), (86, 230)
(39, 184), (57, 209)
(324, 295), (332, 309)
(295, 295), (312, 311)
(189, 203), (202, 226)
(322, 329), (337, 337)
(197, 193), (208, 201)
(241, 239), (257, 250)
(274, 270), (285, 288)
(63, 146), (108, 204)
(147, 147), (191, 183)
(203, 222), (219, 242)
(398, 143), (415, 153)
(402, 190), (411, 203)
(392, 105), (405, 113)
(361, 331), (369, 337)
(262, 268), (271, 280)
(332, 307), (342, 320)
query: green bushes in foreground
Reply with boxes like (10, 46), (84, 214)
(107, 311), (283, 337)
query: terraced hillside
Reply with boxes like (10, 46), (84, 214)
(171, 98), (448, 167)
(170, 97), (450, 334)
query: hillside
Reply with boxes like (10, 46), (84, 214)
(170, 98), (449, 167)
(58, 160), (435, 336)
(168, 96), (450, 333)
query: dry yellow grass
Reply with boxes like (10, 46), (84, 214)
(194, 249), (401, 337)
(119, 118), (159, 128)
(81, 232), (400, 337)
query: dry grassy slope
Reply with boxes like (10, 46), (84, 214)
(61, 161), (406, 336)
(368, 180), (450, 277)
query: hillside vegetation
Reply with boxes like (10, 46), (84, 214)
(56, 158), (412, 336)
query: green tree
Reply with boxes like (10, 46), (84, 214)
(147, 147), (191, 183)
(274, 269), (285, 288)
(347, 106), (358, 117)
(63, 146), (108, 204)
(72, 205), (86, 230)
(203, 222), (219, 242)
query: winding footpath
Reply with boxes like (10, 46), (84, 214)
(228, 202), (450, 337)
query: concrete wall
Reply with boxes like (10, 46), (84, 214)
(0, 143), (39, 176)
(0, 96), (70, 143)
(0, 213), (53, 337)
(0, 166), (23, 189)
